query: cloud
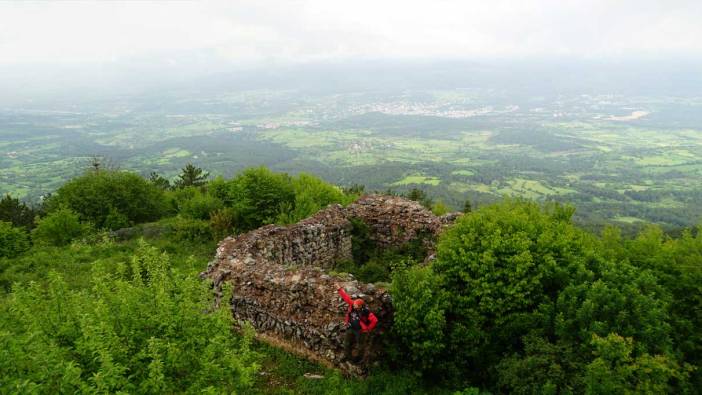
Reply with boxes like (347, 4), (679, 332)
(0, 0), (700, 65)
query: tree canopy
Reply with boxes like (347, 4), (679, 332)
(45, 171), (167, 229)
(391, 199), (695, 392)
(174, 163), (210, 189)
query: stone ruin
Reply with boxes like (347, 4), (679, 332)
(200, 194), (460, 372)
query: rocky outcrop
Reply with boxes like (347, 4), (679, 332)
(200, 194), (460, 371)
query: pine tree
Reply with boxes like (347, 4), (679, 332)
(175, 163), (210, 188)
(148, 172), (171, 190)
(0, 194), (36, 229)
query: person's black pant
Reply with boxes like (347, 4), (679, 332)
(344, 329), (371, 363)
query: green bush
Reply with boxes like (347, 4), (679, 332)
(0, 242), (259, 393)
(210, 207), (236, 240)
(179, 192), (224, 220)
(431, 201), (450, 216)
(103, 207), (130, 230)
(0, 221), (30, 258)
(210, 169), (353, 229)
(583, 333), (684, 394)
(45, 171), (166, 229)
(32, 208), (88, 246)
(392, 199), (684, 391)
(227, 167), (296, 231)
(602, 224), (702, 389)
(276, 173), (352, 224)
(390, 265), (448, 374)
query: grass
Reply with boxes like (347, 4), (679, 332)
(614, 216), (644, 224)
(498, 178), (575, 199)
(162, 148), (192, 158)
(0, 219), (217, 295)
(250, 342), (447, 395)
(392, 174), (441, 186)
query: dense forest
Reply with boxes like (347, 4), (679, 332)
(1, 163), (700, 394)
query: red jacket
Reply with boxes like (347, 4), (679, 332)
(338, 287), (378, 333)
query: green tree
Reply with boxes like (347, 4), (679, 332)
(0, 194), (36, 229)
(584, 333), (683, 394)
(178, 190), (224, 220)
(607, 224), (702, 389)
(45, 170), (166, 229)
(103, 207), (130, 230)
(276, 173), (350, 224)
(175, 163), (210, 189)
(393, 199), (683, 390)
(32, 208), (87, 246)
(148, 171), (171, 190)
(431, 201), (450, 216)
(227, 167), (295, 231)
(462, 200), (472, 213)
(0, 221), (30, 258)
(390, 265), (448, 375)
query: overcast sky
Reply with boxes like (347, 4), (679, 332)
(1, 0), (701, 66)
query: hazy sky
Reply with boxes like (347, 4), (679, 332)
(1, 0), (701, 66)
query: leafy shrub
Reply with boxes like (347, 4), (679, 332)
(431, 201), (450, 216)
(103, 207), (129, 230)
(392, 199), (684, 390)
(584, 333), (684, 394)
(390, 265), (448, 374)
(165, 185), (197, 214)
(210, 207), (236, 240)
(45, 170), (166, 228)
(276, 173), (352, 224)
(603, 224), (702, 389)
(0, 221), (30, 258)
(32, 208), (88, 246)
(228, 167), (296, 230)
(179, 192), (224, 220)
(0, 242), (259, 393)
(210, 169), (352, 228)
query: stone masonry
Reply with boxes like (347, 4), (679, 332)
(200, 194), (460, 371)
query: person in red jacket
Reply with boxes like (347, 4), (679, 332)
(335, 283), (378, 363)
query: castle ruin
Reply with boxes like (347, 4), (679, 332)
(200, 194), (460, 371)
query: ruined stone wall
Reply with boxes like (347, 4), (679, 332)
(208, 204), (352, 272)
(347, 195), (445, 249)
(201, 194), (460, 371)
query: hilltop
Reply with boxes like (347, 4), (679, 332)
(0, 165), (701, 393)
